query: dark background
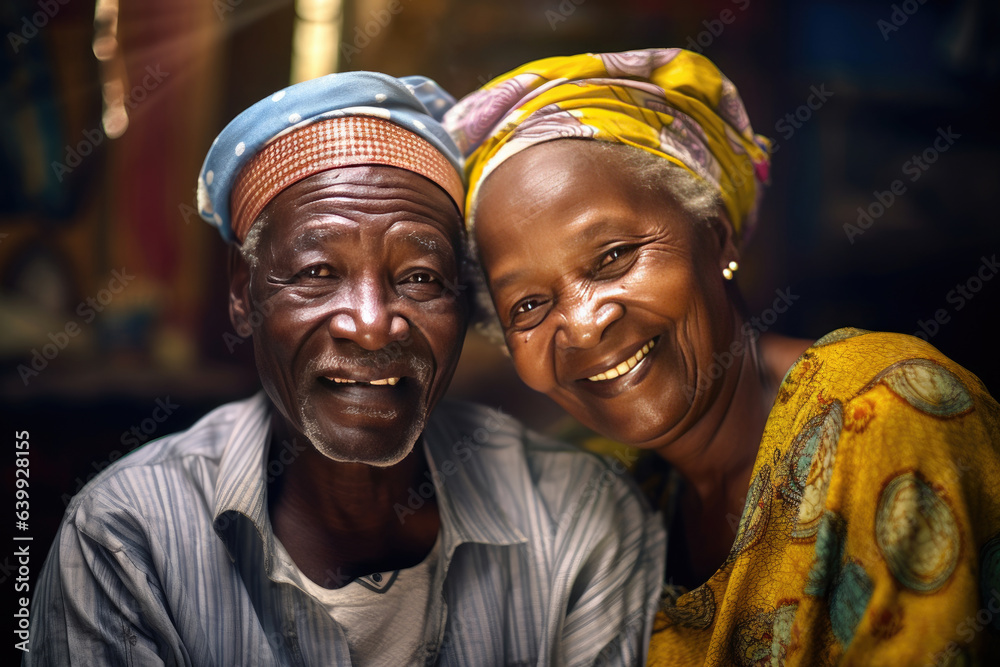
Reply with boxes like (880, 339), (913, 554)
(2, 0), (999, 660)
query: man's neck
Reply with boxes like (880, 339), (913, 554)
(266, 418), (440, 588)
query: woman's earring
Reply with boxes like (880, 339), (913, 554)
(722, 261), (738, 280)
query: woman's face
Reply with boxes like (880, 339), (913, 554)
(474, 140), (739, 448)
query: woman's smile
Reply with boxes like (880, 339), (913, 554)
(571, 336), (661, 402)
(582, 337), (657, 382)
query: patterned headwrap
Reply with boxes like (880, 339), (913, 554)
(444, 48), (771, 239)
(198, 72), (464, 244)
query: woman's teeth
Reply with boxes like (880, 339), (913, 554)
(587, 339), (656, 382)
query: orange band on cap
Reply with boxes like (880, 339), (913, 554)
(230, 116), (464, 243)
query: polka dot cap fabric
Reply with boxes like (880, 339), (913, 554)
(197, 71), (463, 243)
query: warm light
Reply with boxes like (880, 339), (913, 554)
(291, 0), (343, 83)
(93, 0), (126, 138)
(297, 0), (341, 22)
(102, 104), (129, 139)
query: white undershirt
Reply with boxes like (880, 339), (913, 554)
(272, 536), (440, 666)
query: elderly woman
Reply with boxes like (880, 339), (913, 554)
(444, 49), (1000, 665)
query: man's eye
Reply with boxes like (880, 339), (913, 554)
(405, 272), (438, 284)
(399, 271), (448, 302)
(300, 265), (333, 279)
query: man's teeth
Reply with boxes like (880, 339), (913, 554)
(329, 377), (399, 386)
(587, 339), (656, 382)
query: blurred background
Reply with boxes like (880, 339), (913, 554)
(2, 0), (999, 644)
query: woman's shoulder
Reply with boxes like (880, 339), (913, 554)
(764, 327), (1000, 489)
(807, 327), (965, 367)
(782, 327), (994, 403)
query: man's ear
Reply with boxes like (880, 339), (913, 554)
(228, 246), (253, 337)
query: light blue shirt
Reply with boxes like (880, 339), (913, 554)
(26, 393), (664, 666)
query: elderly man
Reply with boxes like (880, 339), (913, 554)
(25, 73), (664, 666)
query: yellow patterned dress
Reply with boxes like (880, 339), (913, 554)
(647, 328), (1000, 666)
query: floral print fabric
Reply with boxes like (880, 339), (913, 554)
(648, 329), (1000, 666)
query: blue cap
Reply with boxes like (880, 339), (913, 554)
(197, 72), (462, 243)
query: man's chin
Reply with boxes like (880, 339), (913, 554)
(301, 413), (426, 467)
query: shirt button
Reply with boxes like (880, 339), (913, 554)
(371, 573), (383, 583)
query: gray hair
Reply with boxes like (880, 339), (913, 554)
(239, 210), (269, 268)
(469, 140), (725, 346)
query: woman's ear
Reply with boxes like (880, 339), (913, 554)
(228, 246), (253, 337)
(708, 213), (740, 269)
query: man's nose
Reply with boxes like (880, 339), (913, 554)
(327, 275), (409, 350)
(553, 292), (623, 350)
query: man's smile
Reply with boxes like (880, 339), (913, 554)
(324, 376), (400, 385)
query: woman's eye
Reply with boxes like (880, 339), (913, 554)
(509, 298), (549, 330)
(598, 245), (634, 269)
(516, 300), (540, 314)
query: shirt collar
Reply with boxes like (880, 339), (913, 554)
(422, 404), (528, 552)
(212, 392), (276, 569)
(212, 393), (527, 576)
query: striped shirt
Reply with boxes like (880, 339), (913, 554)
(26, 393), (665, 666)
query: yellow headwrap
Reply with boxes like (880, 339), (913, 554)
(443, 48), (772, 240)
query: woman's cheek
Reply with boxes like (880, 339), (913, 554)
(509, 339), (555, 393)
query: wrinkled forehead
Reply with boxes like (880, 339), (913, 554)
(251, 166), (465, 255)
(475, 140), (666, 222)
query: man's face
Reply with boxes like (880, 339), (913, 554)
(230, 166), (468, 466)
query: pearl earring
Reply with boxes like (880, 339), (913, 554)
(722, 261), (738, 280)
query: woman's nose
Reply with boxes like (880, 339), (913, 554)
(554, 294), (624, 350)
